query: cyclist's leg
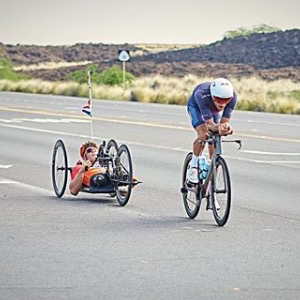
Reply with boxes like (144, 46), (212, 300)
(187, 102), (208, 158)
(208, 112), (222, 158)
(187, 101), (208, 183)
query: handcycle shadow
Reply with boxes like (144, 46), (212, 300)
(47, 195), (119, 205)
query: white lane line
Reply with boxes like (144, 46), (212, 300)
(224, 156), (300, 164)
(0, 179), (15, 184)
(240, 150), (300, 156)
(234, 118), (300, 127)
(234, 132), (300, 144)
(0, 176), (152, 218)
(1, 106), (300, 144)
(0, 164), (13, 168)
(0, 123), (300, 167)
(0, 177), (52, 194)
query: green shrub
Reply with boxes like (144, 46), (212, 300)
(0, 51), (28, 81)
(224, 24), (281, 39)
(288, 90), (300, 101)
(69, 65), (135, 86)
(69, 64), (97, 84)
(98, 66), (135, 86)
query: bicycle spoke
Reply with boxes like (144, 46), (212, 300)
(186, 195), (200, 207)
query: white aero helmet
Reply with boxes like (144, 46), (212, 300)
(210, 78), (234, 99)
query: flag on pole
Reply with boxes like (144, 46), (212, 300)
(82, 99), (92, 116)
(82, 70), (93, 117)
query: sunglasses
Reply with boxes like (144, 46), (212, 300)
(85, 147), (97, 154)
(213, 96), (232, 104)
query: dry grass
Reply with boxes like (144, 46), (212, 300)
(13, 61), (92, 71)
(0, 75), (299, 114)
(131, 44), (200, 57)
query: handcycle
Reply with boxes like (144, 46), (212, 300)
(181, 133), (242, 226)
(51, 139), (139, 206)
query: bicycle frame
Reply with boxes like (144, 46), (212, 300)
(183, 133), (241, 200)
(200, 134), (222, 198)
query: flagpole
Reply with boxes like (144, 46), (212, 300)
(87, 70), (94, 140)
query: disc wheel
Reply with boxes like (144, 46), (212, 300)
(51, 139), (68, 198)
(115, 144), (133, 206)
(211, 156), (231, 226)
(182, 153), (201, 219)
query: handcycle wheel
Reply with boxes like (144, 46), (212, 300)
(106, 139), (119, 198)
(106, 139), (118, 160)
(211, 156), (231, 226)
(182, 153), (201, 219)
(115, 144), (133, 206)
(51, 139), (68, 198)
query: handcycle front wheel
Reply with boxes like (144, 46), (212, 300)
(114, 144), (133, 206)
(51, 139), (68, 198)
(106, 139), (118, 160)
(182, 152), (201, 219)
(211, 156), (231, 226)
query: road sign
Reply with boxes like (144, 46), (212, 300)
(118, 50), (130, 62)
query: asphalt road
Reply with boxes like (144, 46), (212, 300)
(0, 92), (300, 300)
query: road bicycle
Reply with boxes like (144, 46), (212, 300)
(181, 133), (241, 226)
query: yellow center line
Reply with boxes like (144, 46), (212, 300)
(0, 105), (300, 144)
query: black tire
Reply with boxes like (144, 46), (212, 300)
(106, 139), (118, 160)
(51, 139), (68, 198)
(115, 144), (133, 206)
(182, 153), (200, 219)
(211, 156), (231, 226)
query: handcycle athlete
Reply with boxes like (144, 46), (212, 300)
(70, 141), (138, 196)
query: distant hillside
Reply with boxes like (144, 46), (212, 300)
(0, 43), (199, 66)
(0, 29), (300, 81)
(137, 29), (300, 69)
(0, 43), (139, 65)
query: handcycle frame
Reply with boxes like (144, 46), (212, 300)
(181, 133), (242, 225)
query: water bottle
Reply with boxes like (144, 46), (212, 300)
(203, 158), (210, 179)
(198, 155), (206, 180)
(199, 155), (210, 180)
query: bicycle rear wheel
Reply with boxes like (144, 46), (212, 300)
(51, 139), (68, 198)
(182, 153), (200, 219)
(211, 156), (231, 226)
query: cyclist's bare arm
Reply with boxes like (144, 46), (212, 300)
(69, 160), (91, 195)
(69, 166), (85, 195)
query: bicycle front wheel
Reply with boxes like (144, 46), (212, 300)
(211, 156), (231, 226)
(182, 153), (200, 219)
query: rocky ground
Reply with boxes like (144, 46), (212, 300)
(1, 29), (300, 81)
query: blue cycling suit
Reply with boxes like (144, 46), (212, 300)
(187, 82), (237, 128)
